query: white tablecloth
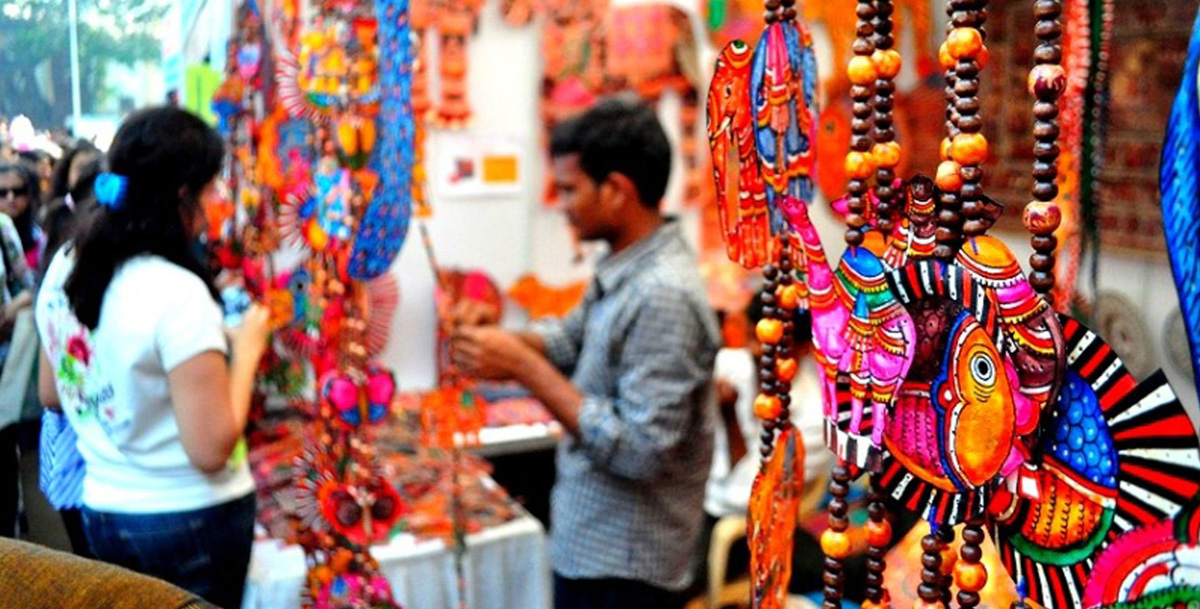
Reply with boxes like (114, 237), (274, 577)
(242, 514), (551, 609)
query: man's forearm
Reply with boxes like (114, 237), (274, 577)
(515, 351), (582, 436)
(516, 330), (547, 356)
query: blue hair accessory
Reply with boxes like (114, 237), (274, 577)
(94, 173), (128, 210)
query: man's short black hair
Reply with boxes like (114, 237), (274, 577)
(549, 95), (672, 208)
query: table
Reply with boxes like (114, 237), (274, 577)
(242, 514), (551, 609)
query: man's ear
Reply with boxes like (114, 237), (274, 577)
(605, 172), (638, 209)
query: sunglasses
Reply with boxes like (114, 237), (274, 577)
(0, 186), (28, 198)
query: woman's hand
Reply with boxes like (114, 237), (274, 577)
(231, 303), (271, 363)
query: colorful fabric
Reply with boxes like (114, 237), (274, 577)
(39, 410), (84, 510)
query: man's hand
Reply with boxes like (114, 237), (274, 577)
(448, 299), (501, 329)
(451, 326), (535, 381)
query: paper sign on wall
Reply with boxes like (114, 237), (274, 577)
(434, 133), (524, 199)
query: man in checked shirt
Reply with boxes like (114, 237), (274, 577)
(451, 96), (721, 609)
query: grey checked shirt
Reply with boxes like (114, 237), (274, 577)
(531, 220), (720, 591)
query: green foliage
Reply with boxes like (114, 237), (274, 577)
(0, 0), (166, 127)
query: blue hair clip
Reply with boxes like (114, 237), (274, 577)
(94, 173), (128, 210)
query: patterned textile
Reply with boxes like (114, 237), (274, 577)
(530, 220), (721, 591)
(39, 409), (85, 510)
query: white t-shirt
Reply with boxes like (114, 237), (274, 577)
(35, 248), (254, 513)
(705, 348), (832, 518)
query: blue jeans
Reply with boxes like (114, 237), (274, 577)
(83, 493), (255, 609)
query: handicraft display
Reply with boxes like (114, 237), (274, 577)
(211, 0), (416, 605)
(705, 0), (1200, 608)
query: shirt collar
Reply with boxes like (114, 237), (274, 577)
(594, 219), (681, 296)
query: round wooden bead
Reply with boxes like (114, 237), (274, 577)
(921, 535), (942, 553)
(776, 358), (799, 382)
(962, 525), (986, 545)
(955, 561), (989, 593)
(821, 530), (853, 559)
(1030, 253), (1055, 272)
(1029, 64), (1066, 100)
(956, 114), (983, 133)
(872, 49), (902, 78)
(852, 38), (874, 55)
(866, 519), (892, 546)
(873, 141), (902, 169)
(845, 151), (877, 179)
(1030, 272), (1055, 292)
(1033, 181), (1059, 201)
(782, 7), (797, 20)
(763, 265), (779, 279)
(756, 318), (785, 344)
(959, 543), (983, 563)
(1031, 234), (1058, 251)
(947, 27), (984, 59)
(958, 591), (982, 607)
(938, 42), (955, 71)
(844, 228), (865, 246)
(936, 160), (964, 191)
(754, 394), (783, 420)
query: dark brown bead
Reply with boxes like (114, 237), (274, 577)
(830, 515), (850, 530)
(961, 182), (983, 200)
(867, 501), (887, 520)
(782, 7), (797, 20)
(759, 443), (773, 458)
(764, 0), (782, 8)
(852, 98), (873, 114)
(763, 10), (779, 23)
(852, 38), (874, 56)
(954, 79), (980, 97)
(938, 209), (963, 225)
(962, 525), (986, 545)
(856, 2), (875, 18)
(864, 572), (884, 587)
(961, 198), (984, 217)
(822, 601), (842, 609)
(763, 265), (778, 279)
(1034, 101), (1059, 121)
(1035, 20), (1062, 40)
(1032, 161), (1057, 181)
(865, 558), (886, 573)
(823, 585), (843, 600)
(921, 535), (942, 553)
(921, 553), (942, 570)
(1034, 182), (1059, 200)
(872, 127), (896, 142)
(851, 135), (873, 150)
(1031, 272), (1055, 292)
(936, 525), (956, 542)
(963, 219), (990, 235)
(828, 497), (849, 513)
(824, 557), (843, 571)
(958, 591), (982, 607)
(762, 305), (778, 318)
(823, 571), (841, 587)
(957, 114), (983, 133)
(955, 97), (982, 116)
(1034, 0), (1060, 18)
(1031, 234), (1058, 251)
(1032, 121), (1060, 140)
(1034, 45), (1063, 64)
(959, 544), (983, 563)
(1034, 141), (1060, 159)
(918, 584), (942, 601)
(1030, 253), (1055, 271)
(852, 118), (872, 132)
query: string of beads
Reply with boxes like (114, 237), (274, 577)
(1024, 0), (1067, 294)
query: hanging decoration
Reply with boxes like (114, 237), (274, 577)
(505, 0), (708, 208)
(1161, 4), (1200, 392)
(211, 0), (416, 604)
(700, 0), (1200, 606)
(703, 0), (818, 603)
(410, 0), (485, 129)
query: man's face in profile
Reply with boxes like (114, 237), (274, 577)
(552, 153), (608, 242)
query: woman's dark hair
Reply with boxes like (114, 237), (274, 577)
(39, 155), (103, 280)
(0, 162), (42, 254)
(549, 95), (672, 207)
(64, 107), (224, 329)
(48, 140), (100, 200)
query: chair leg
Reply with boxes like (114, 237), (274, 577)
(708, 515), (748, 609)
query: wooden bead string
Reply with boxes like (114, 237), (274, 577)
(843, 0), (877, 248)
(934, 0), (986, 259)
(862, 475), (892, 609)
(822, 464), (853, 609)
(955, 514), (988, 609)
(775, 240), (796, 431)
(870, 0), (902, 234)
(757, 262), (785, 458)
(916, 524), (948, 608)
(763, 0), (798, 24)
(950, 0), (991, 239)
(937, 524), (957, 607)
(1023, 0), (1066, 294)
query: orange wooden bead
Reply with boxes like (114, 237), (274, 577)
(865, 519), (892, 547)
(940, 546), (958, 575)
(940, 137), (953, 161)
(1023, 200), (1062, 233)
(756, 318), (784, 344)
(754, 394), (783, 420)
(848, 55), (879, 86)
(845, 151), (876, 180)
(938, 41), (955, 71)
(777, 284), (801, 310)
(914, 601), (942, 609)
(872, 141), (902, 169)
(955, 561), (989, 592)
(978, 44), (991, 70)
(776, 358), (798, 382)
(947, 27), (984, 60)
(950, 133), (989, 166)
(872, 49), (902, 79)
(820, 529), (853, 559)
(936, 160), (964, 191)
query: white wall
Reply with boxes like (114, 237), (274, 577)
(377, 0), (1199, 418)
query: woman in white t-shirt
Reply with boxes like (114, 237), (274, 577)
(34, 107), (270, 609)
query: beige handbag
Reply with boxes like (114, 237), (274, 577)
(0, 308), (39, 428)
